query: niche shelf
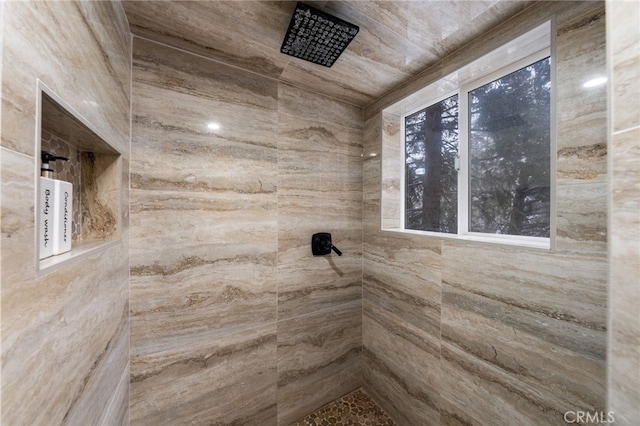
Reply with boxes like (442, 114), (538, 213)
(37, 86), (122, 272)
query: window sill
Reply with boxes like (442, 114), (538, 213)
(381, 227), (551, 250)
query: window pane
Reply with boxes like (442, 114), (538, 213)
(469, 57), (551, 237)
(405, 95), (459, 233)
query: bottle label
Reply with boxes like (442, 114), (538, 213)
(39, 178), (55, 259)
(63, 191), (69, 243)
(43, 189), (51, 248)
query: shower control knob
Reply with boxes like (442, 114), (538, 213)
(311, 232), (342, 256)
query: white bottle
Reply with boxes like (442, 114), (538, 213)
(39, 151), (72, 258)
(52, 178), (73, 255)
(38, 174), (55, 260)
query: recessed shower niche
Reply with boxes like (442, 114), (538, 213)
(37, 86), (122, 271)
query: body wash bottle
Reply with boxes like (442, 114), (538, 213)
(38, 153), (56, 259)
(39, 151), (72, 258)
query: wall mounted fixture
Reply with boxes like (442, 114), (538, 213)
(280, 2), (359, 67)
(312, 232), (342, 256)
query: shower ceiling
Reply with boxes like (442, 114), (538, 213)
(123, 0), (535, 106)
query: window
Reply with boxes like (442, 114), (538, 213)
(404, 95), (459, 233)
(468, 57), (551, 238)
(402, 54), (551, 245)
(377, 22), (554, 249)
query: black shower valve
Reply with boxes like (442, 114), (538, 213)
(312, 232), (342, 256)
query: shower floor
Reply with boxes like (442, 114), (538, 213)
(290, 388), (396, 426)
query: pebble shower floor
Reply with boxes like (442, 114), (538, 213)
(290, 388), (396, 426)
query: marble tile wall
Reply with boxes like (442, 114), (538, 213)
(0, 1), (131, 424)
(607, 0), (640, 423)
(129, 36), (279, 425)
(362, 2), (608, 425)
(276, 82), (363, 424)
(130, 37), (362, 425)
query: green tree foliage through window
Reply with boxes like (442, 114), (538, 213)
(404, 56), (551, 239)
(405, 95), (459, 233)
(469, 57), (551, 237)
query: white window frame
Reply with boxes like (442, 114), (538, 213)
(399, 48), (554, 250)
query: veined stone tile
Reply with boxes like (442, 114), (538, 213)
(2, 242), (129, 425)
(363, 157), (381, 211)
(556, 182), (607, 255)
(609, 127), (640, 424)
(277, 301), (362, 426)
(442, 284), (605, 416)
(556, 3), (607, 184)
(557, 143), (607, 184)
(365, 2), (573, 117)
(277, 109), (362, 174)
(380, 112), (402, 230)
(279, 56), (407, 107)
(363, 231), (441, 337)
(277, 194), (362, 228)
(129, 190), (277, 264)
(410, 1), (531, 60)
(131, 116), (277, 193)
(610, 128), (640, 297)
(130, 260), (277, 358)
(130, 189), (277, 356)
(101, 364), (130, 426)
(130, 261), (277, 357)
(0, 149), (37, 285)
(2, 1), (130, 424)
(277, 84), (363, 321)
(363, 115), (382, 229)
(132, 38), (278, 194)
(277, 156), (362, 194)
(438, 240), (606, 423)
(363, 302), (440, 426)
(2, 1), (130, 156)
(277, 228), (361, 321)
(277, 124), (363, 165)
(63, 304), (129, 426)
(439, 341), (580, 425)
(363, 261), (440, 339)
(76, 0), (131, 36)
(323, 1), (435, 77)
(441, 242), (607, 355)
(125, 0), (291, 79)
(363, 114), (382, 157)
(609, 0), (640, 132)
(608, 2), (640, 422)
(133, 36), (278, 113)
(278, 83), (363, 131)
(130, 324), (277, 426)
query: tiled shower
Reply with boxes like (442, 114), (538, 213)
(1, 1), (638, 426)
(129, 36), (363, 424)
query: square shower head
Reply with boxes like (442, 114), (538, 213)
(280, 2), (359, 68)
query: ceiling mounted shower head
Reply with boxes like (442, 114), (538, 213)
(280, 2), (359, 68)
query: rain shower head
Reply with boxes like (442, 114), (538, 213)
(280, 2), (359, 68)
